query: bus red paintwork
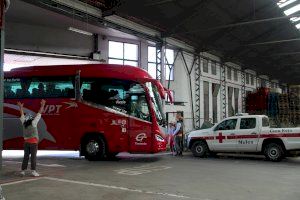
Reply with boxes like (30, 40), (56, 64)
(3, 64), (167, 159)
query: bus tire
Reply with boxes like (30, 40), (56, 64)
(264, 143), (285, 162)
(191, 141), (209, 158)
(83, 136), (106, 161)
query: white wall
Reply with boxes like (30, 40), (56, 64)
(90, 31), (282, 132)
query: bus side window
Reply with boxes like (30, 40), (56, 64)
(4, 79), (22, 99)
(29, 79), (74, 98)
(4, 84), (16, 98)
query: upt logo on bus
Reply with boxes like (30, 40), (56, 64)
(43, 105), (62, 115)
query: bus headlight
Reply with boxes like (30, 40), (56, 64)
(155, 134), (165, 142)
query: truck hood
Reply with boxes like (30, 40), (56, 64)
(188, 128), (212, 138)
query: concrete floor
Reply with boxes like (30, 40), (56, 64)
(1, 151), (300, 200)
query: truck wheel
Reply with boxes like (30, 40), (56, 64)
(191, 141), (209, 157)
(83, 136), (106, 161)
(264, 143), (285, 162)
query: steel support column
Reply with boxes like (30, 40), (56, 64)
(155, 44), (162, 80)
(0, 0), (9, 171)
(194, 56), (201, 129)
(220, 63), (227, 119)
(181, 51), (196, 129)
(241, 71), (246, 113)
(156, 43), (166, 111)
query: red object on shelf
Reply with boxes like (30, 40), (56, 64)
(246, 87), (270, 113)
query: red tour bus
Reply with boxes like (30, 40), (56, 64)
(3, 64), (168, 160)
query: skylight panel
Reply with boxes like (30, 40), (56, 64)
(277, 0), (300, 31)
(284, 4), (300, 16)
(290, 16), (300, 22)
(277, 0), (297, 8)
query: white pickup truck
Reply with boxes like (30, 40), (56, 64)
(187, 115), (300, 161)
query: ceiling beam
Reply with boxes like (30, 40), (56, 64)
(268, 51), (300, 57)
(176, 13), (300, 34)
(201, 2), (277, 47)
(144, 0), (177, 7)
(245, 37), (300, 46)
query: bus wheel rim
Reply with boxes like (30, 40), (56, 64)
(86, 141), (100, 155)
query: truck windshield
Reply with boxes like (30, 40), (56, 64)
(146, 82), (165, 126)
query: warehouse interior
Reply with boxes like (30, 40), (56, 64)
(0, 0), (299, 200)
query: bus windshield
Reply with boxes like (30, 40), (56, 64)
(146, 82), (165, 126)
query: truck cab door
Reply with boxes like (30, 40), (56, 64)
(235, 117), (260, 152)
(211, 118), (238, 151)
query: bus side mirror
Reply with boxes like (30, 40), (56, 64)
(164, 88), (173, 103)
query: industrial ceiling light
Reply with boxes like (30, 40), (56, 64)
(68, 27), (93, 36)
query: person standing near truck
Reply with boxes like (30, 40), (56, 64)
(167, 122), (175, 153)
(173, 112), (184, 156)
(18, 99), (46, 177)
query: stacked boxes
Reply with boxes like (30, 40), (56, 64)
(246, 86), (300, 127)
(278, 94), (289, 123)
(289, 85), (300, 126)
(267, 93), (279, 118)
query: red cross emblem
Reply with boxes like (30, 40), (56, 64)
(216, 132), (226, 143)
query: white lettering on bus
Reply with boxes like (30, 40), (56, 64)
(43, 105), (62, 115)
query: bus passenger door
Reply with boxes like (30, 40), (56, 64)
(128, 94), (152, 153)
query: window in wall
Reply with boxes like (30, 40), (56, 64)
(4, 77), (75, 99)
(165, 49), (175, 81)
(227, 67), (232, 80)
(250, 75), (254, 85)
(148, 46), (160, 79)
(261, 79), (266, 87)
(212, 83), (220, 123)
(147, 46), (174, 80)
(246, 73), (250, 84)
(108, 41), (138, 67)
(228, 87), (234, 116)
(234, 88), (239, 114)
(203, 59), (208, 73)
(211, 61), (217, 75)
(203, 81), (210, 121)
(234, 69), (238, 81)
(240, 118), (256, 129)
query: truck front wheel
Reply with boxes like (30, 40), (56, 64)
(264, 143), (285, 162)
(191, 141), (209, 158)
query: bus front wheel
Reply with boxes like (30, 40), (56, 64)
(83, 136), (106, 161)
